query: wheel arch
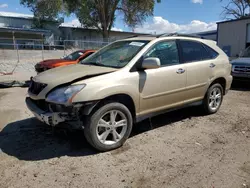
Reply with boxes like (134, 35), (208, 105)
(81, 93), (137, 123)
(209, 77), (226, 95)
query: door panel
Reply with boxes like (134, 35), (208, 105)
(178, 40), (217, 103)
(184, 60), (215, 103)
(139, 64), (187, 115)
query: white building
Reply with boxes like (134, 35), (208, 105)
(217, 17), (250, 57)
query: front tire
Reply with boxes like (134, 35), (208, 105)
(203, 83), (223, 114)
(84, 102), (133, 151)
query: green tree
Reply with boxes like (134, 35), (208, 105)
(20, 0), (64, 28)
(20, 0), (161, 39)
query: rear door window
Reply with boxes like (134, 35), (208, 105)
(179, 40), (212, 63)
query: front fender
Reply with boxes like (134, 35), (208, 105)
(72, 84), (140, 112)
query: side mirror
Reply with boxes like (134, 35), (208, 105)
(141, 57), (161, 69)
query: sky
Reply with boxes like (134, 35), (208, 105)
(0, 0), (229, 34)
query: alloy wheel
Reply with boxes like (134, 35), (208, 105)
(209, 87), (222, 111)
(96, 110), (128, 145)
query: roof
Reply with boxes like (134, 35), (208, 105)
(0, 11), (33, 19)
(59, 25), (147, 35)
(217, 17), (250, 24)
(0, 26), (51, 34)
(193, 30), (217, 36)
(0, 11), (60, 23)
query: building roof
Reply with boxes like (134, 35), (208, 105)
(194, 30), (217, 35)
(0, 11), (60, 23)
(0, 26), (51, 34)
(0, 11), (33, 19)
(59, 25), (147, 35)
(217, 17), (250, 24)
(193, 30), (217, 36)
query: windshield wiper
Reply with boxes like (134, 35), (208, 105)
(82, 62), (119, 69)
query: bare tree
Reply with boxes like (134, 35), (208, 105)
(221, 0), (250, 19)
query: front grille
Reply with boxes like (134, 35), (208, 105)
(49, 103), (73, 113)
(28, 80), (47, 95)
(30, 98), (49, 111)
(233, 65), (250, 74)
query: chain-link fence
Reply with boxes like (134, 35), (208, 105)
(0, 38), (111, 75)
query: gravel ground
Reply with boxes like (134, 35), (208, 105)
(0, 81), (250, 188)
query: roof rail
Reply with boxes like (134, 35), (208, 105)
(126, 34), (154, 39)
(126, 35), (139, 39)
(157, 33), (203, 39)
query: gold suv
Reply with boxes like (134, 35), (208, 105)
(26, 34), (233, 151)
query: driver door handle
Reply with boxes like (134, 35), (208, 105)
(176, 68), (185, 74)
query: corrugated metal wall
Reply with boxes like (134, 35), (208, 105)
(217, 19), (250, 57)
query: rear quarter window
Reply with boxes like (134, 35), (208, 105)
(202, 44), (219, 59)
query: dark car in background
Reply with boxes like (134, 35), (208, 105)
(231, 47), (250, 81)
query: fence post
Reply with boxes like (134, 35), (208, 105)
(12, 31), (15, 50)
(41, 34), (44, 60)
(64, 40), (66, 56)
(12, 31), (20, 63)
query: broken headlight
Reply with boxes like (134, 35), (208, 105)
(46, 84), (86, 105)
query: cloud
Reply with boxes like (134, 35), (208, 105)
(111, 27), (123, 32)
(191, 0), (203, 4)
(0, 3), (8, 8)
(134, 16), (217, 34)
(60, 19), (81, 27)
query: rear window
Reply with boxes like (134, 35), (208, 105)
(179, 40), (216, 63)
(202, 44), (219, 59)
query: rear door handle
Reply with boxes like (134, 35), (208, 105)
(176, 68), (185, 74)
(209, 63), (216, 68)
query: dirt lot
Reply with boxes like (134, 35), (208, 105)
(0, 81), (250, 188)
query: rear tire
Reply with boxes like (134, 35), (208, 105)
(203, 83), (223, 114)
(84, 102), (133, 151)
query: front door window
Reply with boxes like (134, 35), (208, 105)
(145, 40), (179, 66)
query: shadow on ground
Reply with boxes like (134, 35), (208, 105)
(231, 80), (250, 91)
(0, 118), (96, 161)
(0, 106), (203, 161)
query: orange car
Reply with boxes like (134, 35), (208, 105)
(35, 50), (96, 73)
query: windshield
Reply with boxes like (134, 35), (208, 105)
(63, 51), (84, 61)
(81, 40), (149, 68)
(241, 46), (250, 57)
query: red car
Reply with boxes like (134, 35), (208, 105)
(35, 49), (96, 73)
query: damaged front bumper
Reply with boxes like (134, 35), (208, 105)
(26, 97), (79, 127)
(25, 97), (99, 128)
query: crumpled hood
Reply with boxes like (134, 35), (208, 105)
(38, 59), (73, 67)
(231, 58), (250, 65)
(30, 64), (117, 100)
(33, 64), (117, 85)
